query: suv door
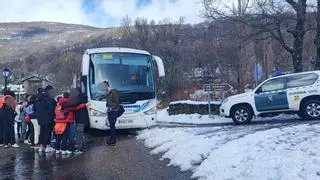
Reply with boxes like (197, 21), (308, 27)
(254, 77), (289, 112)
(286, 73), (319, 109)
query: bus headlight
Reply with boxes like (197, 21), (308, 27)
(144, 106), (157, 115)
(89, 108), (106, 117)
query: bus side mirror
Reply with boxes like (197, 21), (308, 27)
(82, 53), (90, 76)
(152, 55), (165, 77)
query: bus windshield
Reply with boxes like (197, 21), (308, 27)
(89, 53), (155, 102)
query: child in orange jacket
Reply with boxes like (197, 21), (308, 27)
(54, 93), (86, 154)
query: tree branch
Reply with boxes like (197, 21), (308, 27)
(286, 0), (298, 11)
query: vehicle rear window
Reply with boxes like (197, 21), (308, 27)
(287, 73), (319, 88)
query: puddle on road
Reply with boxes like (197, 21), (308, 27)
(0, 150), (79, 180)
(0, 131), (171, 180)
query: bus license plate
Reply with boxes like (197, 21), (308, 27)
(118, 120), (133, 124)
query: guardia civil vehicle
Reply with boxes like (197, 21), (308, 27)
(220, 71), (320, 124)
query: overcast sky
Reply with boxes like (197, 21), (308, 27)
(0, 0), (204, 27)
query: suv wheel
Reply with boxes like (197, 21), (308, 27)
(231, 105), (253, 124)
(300, 100), (320, 120)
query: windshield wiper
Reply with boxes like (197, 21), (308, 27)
(119, 90), (136, 94)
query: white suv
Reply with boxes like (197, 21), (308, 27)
(220, 71), (320, 124)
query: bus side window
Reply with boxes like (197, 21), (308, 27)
(81, 76), (87, 93)
(89, 60), (95, 84)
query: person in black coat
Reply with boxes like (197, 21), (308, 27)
(2, 96), (18, 148)
(62, 88), (89, 152)
(34, 86), (56, 152)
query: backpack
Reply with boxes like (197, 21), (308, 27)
(54, 122), (67, 135)
(117, 105), (125, 118)
(55, 103), (68, 120)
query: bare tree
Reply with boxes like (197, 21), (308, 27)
(203, 0), (308, 72)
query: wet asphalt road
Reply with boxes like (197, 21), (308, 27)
(0, 118), (316, 180)
(0, 130), (191, 180)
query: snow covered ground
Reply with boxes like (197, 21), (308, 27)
(156, 108), (299, 125)
(139, 112), (320, 180)
(156, 108), (231, 124)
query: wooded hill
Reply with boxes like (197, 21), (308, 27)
(1, 12), (318, 100)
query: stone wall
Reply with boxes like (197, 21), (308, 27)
(168, 101), (220, 115)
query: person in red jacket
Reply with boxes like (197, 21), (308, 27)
(54, 92), (86, 155)
(0, 91), (17, 146)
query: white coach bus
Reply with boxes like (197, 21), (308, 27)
(81, 47), (165, 130)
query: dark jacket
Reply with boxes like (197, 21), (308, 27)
(57, 97), (86, 123)
(62, 93), (89, 124)
(34, 92), (56, 125)
(107, 89), (120, 111)
(2, 103), (16, 125)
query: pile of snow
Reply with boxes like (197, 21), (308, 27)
(138, 123), (320, 180)
(157, 108), (299, 125)
(138, 127), (220, 171)
(157, 108), (231, 124)
(193, 124), (320, 179)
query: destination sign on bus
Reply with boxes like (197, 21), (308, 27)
(102, 54), (113, 59)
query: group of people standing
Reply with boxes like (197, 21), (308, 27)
(0, 80), (122, 154)
(0, 85), (90, 154)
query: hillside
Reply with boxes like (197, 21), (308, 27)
(0, 21), (123, 92)
(0, 22), (119, 63)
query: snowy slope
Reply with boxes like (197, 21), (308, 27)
(193, 124), (320, 180)
(138, 121), (320, 180)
